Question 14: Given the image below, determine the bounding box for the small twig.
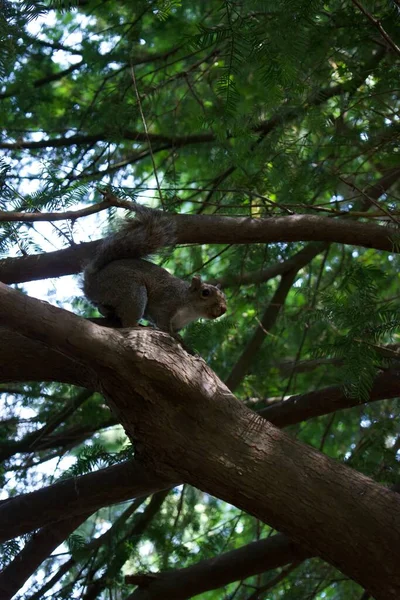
[130,62,164,206]
[351,0,400,57]
[0,200,112,223]
[97,189,138,212]
[338,175,400,225]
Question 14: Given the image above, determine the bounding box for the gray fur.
[83,208,227,333]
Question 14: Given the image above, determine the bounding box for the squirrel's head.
[189,276,227,320]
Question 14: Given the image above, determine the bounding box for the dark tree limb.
[1,164,398,285]
[0,514,89,600]
[0,323,398,442]
[215,242,328,287]
[0,388,94,463]
[126,535,310,600]
[0,284,400,597]
[0,327,96,388]
[260,370,400,427]
[0,460,174,543]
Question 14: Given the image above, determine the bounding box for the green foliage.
[311,264,400,400]
[63,442,133,477]
[0,539,20,567]
[155,0,182,21]
[66,532,86,554]
[1,0,400,598]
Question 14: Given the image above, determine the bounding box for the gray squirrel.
[83,205,227,334]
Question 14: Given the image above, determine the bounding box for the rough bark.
[0,327,96,387]
[0,283,399,599]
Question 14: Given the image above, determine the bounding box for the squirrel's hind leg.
[116,284,148,327]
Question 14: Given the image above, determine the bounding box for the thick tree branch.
[0,460,174,543]
[2,165,398,286]
[125,534,310,600]
[1,317,398,439]
[0,327,96,387]
[1,211,400,285]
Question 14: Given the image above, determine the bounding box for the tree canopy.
[0,1,400,599]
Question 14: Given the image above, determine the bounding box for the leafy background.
[0,0,399,598]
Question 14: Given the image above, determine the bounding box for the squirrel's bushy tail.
[85,207,177,276]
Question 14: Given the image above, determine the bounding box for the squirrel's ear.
[190,275,202,291]
[216,283,222,290]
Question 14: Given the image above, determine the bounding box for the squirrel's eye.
[201,289,210,297]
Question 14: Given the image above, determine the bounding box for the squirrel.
[83,205,227,335]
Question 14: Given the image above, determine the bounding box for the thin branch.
[245,562,301,600]
[25,497,147,600]
[82,490,169,600]
[225,241,327,391]
[130,64,164,206]
[3,414,117,455]
[0,200,113,223]
[215,242,328,287]
[0,61,85,101]
[338,175,400,225]
[0,514,89,600]
[0,48,386,154]
[351,0,400,57]
[0,130,214,151]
